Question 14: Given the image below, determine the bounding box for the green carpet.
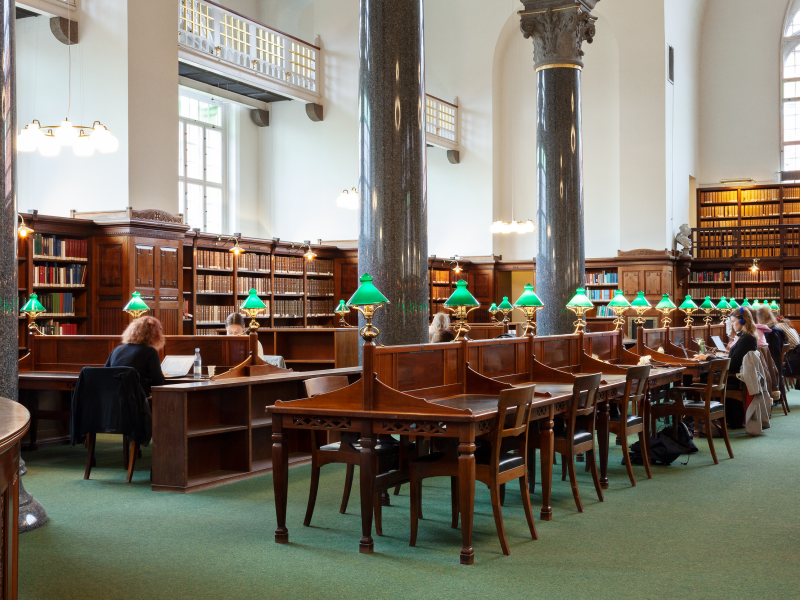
[18,393,800,600]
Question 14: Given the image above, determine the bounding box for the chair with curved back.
[608,364,652,487]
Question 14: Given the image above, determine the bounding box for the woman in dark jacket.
[105,316,166,395]
[726,307,759,390]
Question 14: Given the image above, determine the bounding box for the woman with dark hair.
[105,316,166,395]
[726,307,759,390]
[226,312,265,358]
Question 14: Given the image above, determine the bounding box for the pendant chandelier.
[336,188,359,210]
[18,14,117,157]
[490,219,535,234]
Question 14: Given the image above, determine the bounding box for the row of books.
[588,289,613,301]
[786,269,800,282]
[784,188,800,199]
[594,306,615,318]
[784,201,800,213]
[737,287,780,299]
[784,288,800,299]
[700,205,737,218]
[196,250,233,270]
[39,321,79,335]
[431,287,450,300]
[736,270,779,283]
[697,249,735,258]
[307,259,334,275]
[586,271,617,285]
[274,299,304,317]
[688,271,730,283]
[307,300,335,316]
[742,189,780,201]
[699,219,737,228]
[741,219,779,226]
[783,302,800,316]
[238,252,270,272]
[431,270,451,283]
[741,204,780,216]
[786,217,800,224]
[274,277,304,294]
[31,292,76,315]
[196,305,235,324]
[33,263,87,286]
[307,279,334,296]
[274,256,304,274]
[196,274,233,293]
[32,234,88,260]
[699,190,737,204]
[237,277,270,295]
[739,248,780,257]
[688,288,731,299]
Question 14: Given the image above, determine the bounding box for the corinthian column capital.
[519,0,599,71]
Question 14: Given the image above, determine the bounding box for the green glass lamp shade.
[716,297,731,310]
[679,295,698,310]
[566,288,594,309]
[752,299,762,309]
[123,292,150,313]
[655,293,676,310]
[20,293,45,313]
[335,299,349,313]
[728,298,740,310]
[514,284,544,308]
[240,289,267,311]
[699,296,716,310]
[770,300,780,310]
[497,297,514,311]
[488,303,498,312]
[741,298,751,307]
[347,274,389,307]
[444,280,480,308]
[608,290,631,309]
[630,291,651,309]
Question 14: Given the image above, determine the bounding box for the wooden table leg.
[359,433,376,554]
[597,398,610,490]
[458,440,476,565]
[539,415,554,522]
[643,387,653,460]
[272,422,289,544]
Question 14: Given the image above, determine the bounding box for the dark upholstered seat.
[476,452,524,473]
[554,429,593,446]
[320,439,400,453]
[684,401,724,413]
[609,414,644,428]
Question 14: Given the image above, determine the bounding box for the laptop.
[161,356,196,378]
[711,335,728,354]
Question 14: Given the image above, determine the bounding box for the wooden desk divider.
[212,332,293,379]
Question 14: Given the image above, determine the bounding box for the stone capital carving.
[519,1,599,70]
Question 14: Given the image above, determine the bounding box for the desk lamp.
[444,280,480,341]
[514,284,544,336]
[655,293,677,327]
[239,289,267,333]
[20,293,47,335]
[335,299,353,327]
[716,297,731,324]
[488,303,499,323]
[699,296,717,326]
[497,297,514,323]
[606,290,630,331]
[347,274,389,343]
[123,292,150,319]
[679,295,698,327]
[728,298,740,316]
[770,300,780,314]
[566,288,593,334]
[630,291,651,324]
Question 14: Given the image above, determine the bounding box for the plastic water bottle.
[698,339,706,354]
[193,348,202,379]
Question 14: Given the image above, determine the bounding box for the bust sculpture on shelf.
[676,224,692,257]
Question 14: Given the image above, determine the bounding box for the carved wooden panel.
[159,248,179,289]
[645,271,662,296]
[397,350,445,391]
[98,243,123,288]
[341,263,359,297]
[482,344,516,377]
[471,272,492,300]
[98,308,123,335]
[135,246,154,288]
[622,271,640,296]
[158,308,179,335]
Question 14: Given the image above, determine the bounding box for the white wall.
[699,0,788,184]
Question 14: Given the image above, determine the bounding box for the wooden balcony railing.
[691,224,800,259]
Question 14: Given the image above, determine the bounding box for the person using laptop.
[105,316,166,395]
[226,312,265,359]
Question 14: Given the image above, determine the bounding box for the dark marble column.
[357,0,428,350]
[520,0,598,335]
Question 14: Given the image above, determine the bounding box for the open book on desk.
[161,356,196,378]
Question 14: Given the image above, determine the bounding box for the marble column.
[357,0,428,350]
[520,0,598,335]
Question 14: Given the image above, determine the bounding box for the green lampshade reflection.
[489,303,498,312]
[608,290,631,309]
[444,280,480,307]
[679,295,698,310]
[716,296,731,310]
[497,297,514,311]
[335,299,349,313]
[751,299,762,309]
[566,288,593,309]
[123,291,149,313]
[514,284,544,308]
[729,298,740,310]
[240,289,267,310]
[699,296,716,310]
[630,291,651,309]
[347,274,389,307]
[770,300,780,310]
[655,293,676,310]
[20,293,45,313]
[741,298,751,307]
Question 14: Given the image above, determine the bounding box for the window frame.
[179,91,227,234]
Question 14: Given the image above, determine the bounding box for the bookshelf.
[429,264,456,318]
[585,267,618,321]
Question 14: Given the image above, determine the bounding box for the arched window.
[783,4,800,170]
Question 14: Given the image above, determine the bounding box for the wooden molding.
[49,17,78,45]
[305,103,323,122]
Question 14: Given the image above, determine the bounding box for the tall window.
[783,8,800,171]
[179,93,225,233]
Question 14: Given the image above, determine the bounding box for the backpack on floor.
[626,423,697,466]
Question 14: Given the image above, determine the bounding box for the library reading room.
[2,0,800,599]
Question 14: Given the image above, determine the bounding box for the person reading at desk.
[429,312,455,343]
[105,316,166,395]
[226,313,265,358]
[695,307,757,391]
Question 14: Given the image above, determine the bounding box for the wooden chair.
[775,343,791,415]
[408,385,537,555]
[302,376,401,534]
[608,365,652,487]
[84,433,138,483]
[650,359,733,464]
